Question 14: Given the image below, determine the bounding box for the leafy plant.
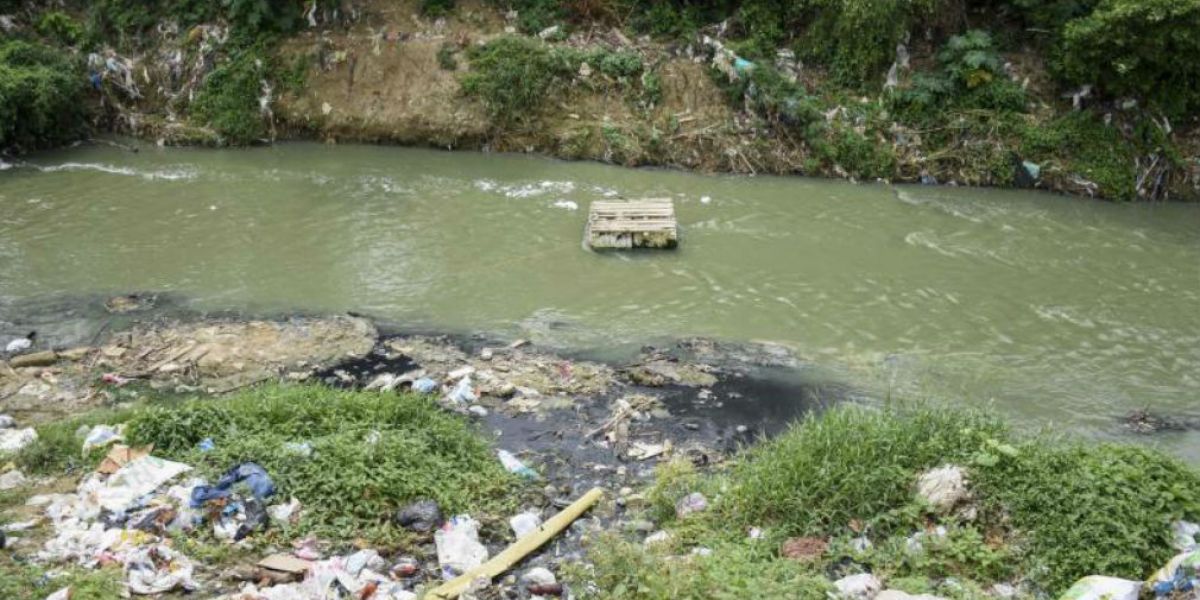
[422,0,457,17]
[437,42,458,71]
[891,30,1027,119]
[191,49,270,144]
[35,11,84,46]
[0,40,87,152]
[1059,0,1200,116]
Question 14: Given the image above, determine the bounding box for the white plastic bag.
[1058,575,1141,600]
[96,456,191,512]
[435,515,488,579]
[509,511,542,539]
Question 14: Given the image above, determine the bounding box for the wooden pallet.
[585,199,678,250]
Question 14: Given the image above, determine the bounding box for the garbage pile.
[28,429,305,597]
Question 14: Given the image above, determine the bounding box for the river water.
[2,142,1199,455]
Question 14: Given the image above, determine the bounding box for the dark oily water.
[2,143,1199,455]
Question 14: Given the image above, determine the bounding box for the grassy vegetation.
[123,385,519,539]
[463,36,645,126]
[574,406,1200,597]
[191,48,272,145]
[0,564,123,600]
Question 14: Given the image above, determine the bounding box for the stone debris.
[835,573,883,600]
[916,465,970,514]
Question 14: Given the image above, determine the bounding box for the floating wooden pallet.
[585,199,678,250]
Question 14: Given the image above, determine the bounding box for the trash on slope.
[435,515,489,579]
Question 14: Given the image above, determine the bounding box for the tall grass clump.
[0,39,87,152]
[125,384,518,537]
[580,405,1200,596]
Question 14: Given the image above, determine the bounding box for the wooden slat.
[585,198,678,250]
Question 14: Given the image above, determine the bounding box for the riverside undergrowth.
[572,406,1200,598]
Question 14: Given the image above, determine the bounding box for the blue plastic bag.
[190,462,276,508]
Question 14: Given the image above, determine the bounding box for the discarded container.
[585,199,678,250]
[498,450,539,479]
[435,515,489,579]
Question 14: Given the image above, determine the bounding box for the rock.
[623,493,649,510]
[0,428,37,452]
[877,591,946,600]
[625,519,655,533]
[644,530,672,546]
[10,351,58,368]
[780,537,827,561]
[987,583,1017,599]
[916,465,969,513]
[675,492,708,518]
[835,573,882,600]
[520,567,556,586]
[0,415,13,428]
[0,469,27,490]
[480,348,494,361]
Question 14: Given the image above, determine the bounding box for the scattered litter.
[435,515,489,579]
[258,553,313,575]
[467,405,488,417]
[3,518,39,531]
[1059,575,1140,600]
[125,544,199,594]
[1173,521,1200,551]
[700,196,711,204]
[627,440,671,461]
[395,499,442,533]
[675,492,708,518]
[509,511,542,539]
[282,441,313,457]
[498,450,539,479]
[97,456,192,512]
[45,588,70,600]
[267,497,302,526]
[0,427,37,452]
[1150,550,1200,597]
[97,444,152,475]
[1022,161,1041,180]
[198,438,215,452]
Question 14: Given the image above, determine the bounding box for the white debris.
[435,515,488,579]
[1173,520,1200,551]
[0,469,28,490]
[644,530,672,546]
[509,511,542,539]
[520,567,557,586]
[1058,576,1140,600]
[95,456,192,512]
[0,427,37,452]
[552,200,579,210]
[81,424,124,455]
[268,497,302,526]
[916,465,969,513]
[835,573,883,600]
[0,414,15,428]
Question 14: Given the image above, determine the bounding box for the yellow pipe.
[426,487,605,599]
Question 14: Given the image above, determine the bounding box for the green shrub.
[799,0,939,85]
[891,30,1027,120]
[191,50,270,144]
[125,385,518,538]
[35,11,85,46]
[437,42,458,71]
[1060,0,1200,116]
[422,0,457,17]
[463,36,644,125]
[1020,112,1138,199]
[0,40,87,151]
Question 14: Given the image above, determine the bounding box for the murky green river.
[2,142,1199,454]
